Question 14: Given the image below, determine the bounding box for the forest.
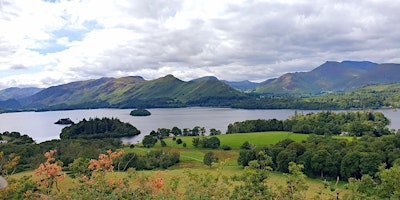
[60,117,141,139]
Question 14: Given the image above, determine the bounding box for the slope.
[15,75,246,110]
[255,61,379,94]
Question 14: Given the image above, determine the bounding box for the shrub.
[222,145,231,151]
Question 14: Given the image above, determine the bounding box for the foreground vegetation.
[0,110,399,199]
[2,141,400,199]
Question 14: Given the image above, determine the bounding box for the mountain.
[14,75,246,110]
[190,76,219,82]
[255,61,384,94]
[190,76,261,91]
[0,87,42,101]
[222,80,260,91]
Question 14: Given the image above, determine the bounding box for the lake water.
[0,107,399,143]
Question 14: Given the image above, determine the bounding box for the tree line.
[227,111,394,136]
[237,134,400,181]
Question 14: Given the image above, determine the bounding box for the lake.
[0,107,399,143]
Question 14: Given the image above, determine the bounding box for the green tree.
[376,165,400,199]
[68,157,91,178]
[241,141,253,150]
[311,149,333,178]
[142,135,157,148]
[209,128,221,135]
[237,150,257,167]
[341,151,362,179]
[176,138,182,144]
[171,126,182,136]
[359,152,383,176]
[203,152,218,167]
[231,157,275,199]
[160,140,167,147]
[192,138,200,147]
[277,162,309,200]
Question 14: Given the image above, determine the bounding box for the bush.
[222,145,231,151]
[176,138,183,144]
[160,140,167,147]
[241,141,253,150]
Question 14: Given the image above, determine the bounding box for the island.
[54,118,74,125]
[130,109,151,116]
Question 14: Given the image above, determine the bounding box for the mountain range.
[0,60,399,111]
[255,61,400,94]
[2,75,246,111]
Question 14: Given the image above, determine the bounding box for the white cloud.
[1,0,400,89]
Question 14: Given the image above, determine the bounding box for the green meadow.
[154,131,352,149]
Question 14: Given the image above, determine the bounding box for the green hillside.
[19,75,246,110]
[254,61,400,95]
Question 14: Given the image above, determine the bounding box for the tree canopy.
[60,117,140,139]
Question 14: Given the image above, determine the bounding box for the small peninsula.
[130,109,151,116]
[60,117,140,139]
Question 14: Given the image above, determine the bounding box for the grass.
[154,131,353,149]
[156,131,309,149]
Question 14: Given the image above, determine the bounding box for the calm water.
[0,107,399,143]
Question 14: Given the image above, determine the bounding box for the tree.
[209,128,221,135]
[310,149,333,178]
[277,162,309,200]
[157,128,171,139]
[237,150,257,167]
[359,152,383,176]
[231,157,275,199]
[241,141,253,150]
[200,127,206,136]
[176,138,183,144]
[203,152,218,167]
[142,135,157,148]
[341,151,362,179]
[160,140,167,147]
[68,157,91,178]
[171,126,182,136]
[192,138,200,147]
[192,126,200,136]
[201,137,220,149]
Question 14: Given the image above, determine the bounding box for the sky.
[1,0,400,89]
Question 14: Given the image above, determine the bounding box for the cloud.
[1,0,400,89]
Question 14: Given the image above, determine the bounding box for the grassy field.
[156,131,307,149]
[154,131,352,149]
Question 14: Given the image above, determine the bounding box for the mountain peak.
[190,76,219,82]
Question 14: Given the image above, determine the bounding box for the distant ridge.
[253,61,400,94]
[0,87,42,101]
